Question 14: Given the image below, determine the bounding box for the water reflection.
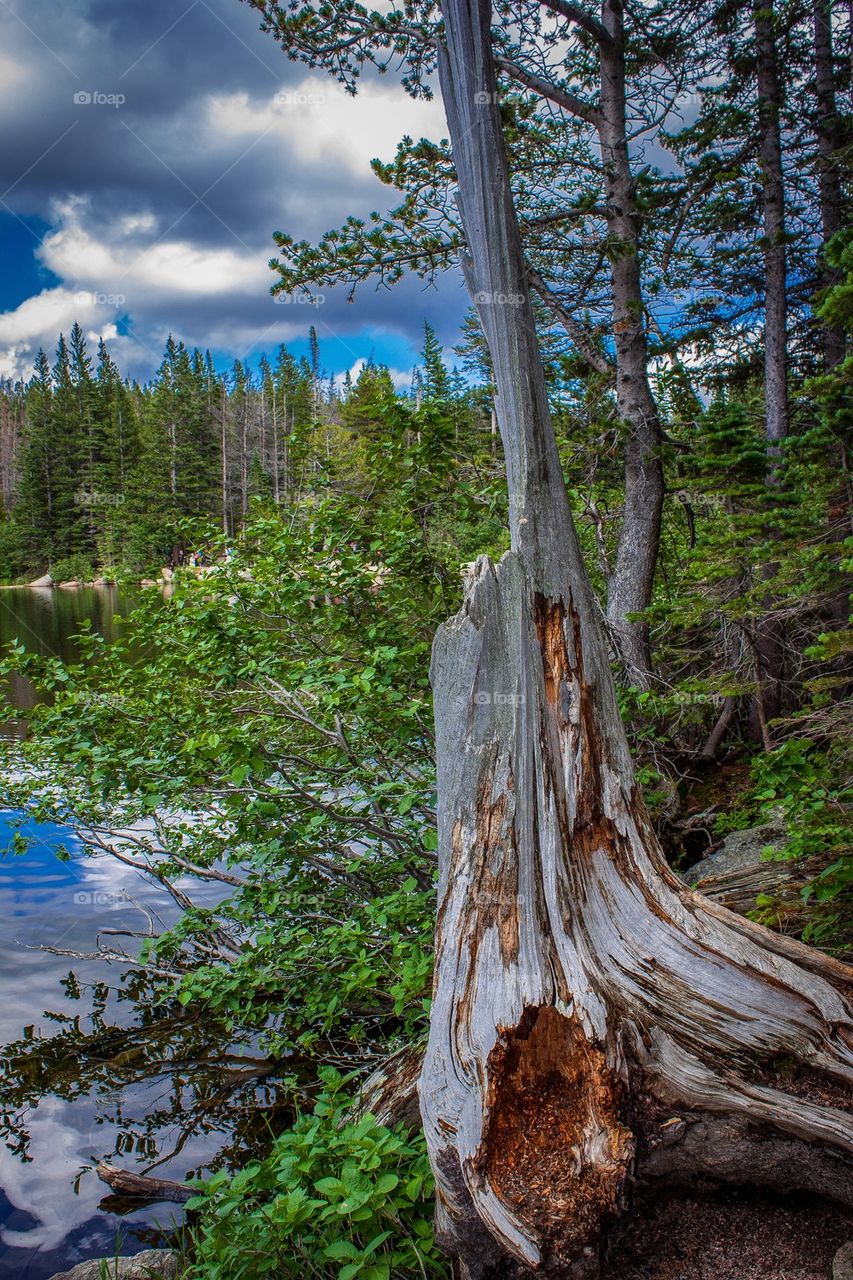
[0,587,129,660]
[0,587,133,738]
[0,589,287,1279]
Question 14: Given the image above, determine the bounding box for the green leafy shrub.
[745,739,852,948]
[50,553,95,582]
[185,1070,445,1280]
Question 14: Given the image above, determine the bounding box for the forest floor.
[602,1187,852,1279]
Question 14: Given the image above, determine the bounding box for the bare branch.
[538,0,613,48]
[494,54,601,123]
[526,262,614,376]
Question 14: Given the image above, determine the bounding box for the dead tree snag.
[419,2,853,1276]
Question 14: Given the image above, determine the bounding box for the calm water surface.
[0,587,275,1279]
[0,586,129,719]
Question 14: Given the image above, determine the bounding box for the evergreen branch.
[538,0,613,48]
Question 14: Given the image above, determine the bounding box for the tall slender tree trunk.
[512,3,664,689]
[597,0,664,690]
[814,0,846,368]
[283,399,291,505]
[259,382,268,469]
[421,3,853,1276]
[752,0,791,731]
[240,400,249,518]
[755,0,789,465]
[813,0,850,632]
[168,420,178,498]
[271,391,281,505]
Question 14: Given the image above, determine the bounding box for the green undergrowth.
[185,1070,445,1280]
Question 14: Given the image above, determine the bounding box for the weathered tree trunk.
[221,397,230,536]
[814,0,846,369]
[597,0,664,691]
[272,388,281,504]
[420,3,853,1276]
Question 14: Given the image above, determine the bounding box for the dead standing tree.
[419,1,853,1276]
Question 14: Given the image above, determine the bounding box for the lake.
[0,586,129,724]
[0,587,279,1279]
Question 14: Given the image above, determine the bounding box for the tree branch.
[538,0,613,48]
[494,54,601,124]
[526,262,614,376]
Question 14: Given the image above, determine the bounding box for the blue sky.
[0,0,466,385]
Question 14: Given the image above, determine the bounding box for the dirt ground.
[600,1188,852,1280]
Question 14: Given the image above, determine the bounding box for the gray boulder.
[676,819,799,921]
[834,1242,853,1280]
[682,822,829,920]
[29,573,54,587]
[46,1250,179,1280]
[684,823,786,887]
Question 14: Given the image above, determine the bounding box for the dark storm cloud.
[2,0,388,236]
[0,0,462,380]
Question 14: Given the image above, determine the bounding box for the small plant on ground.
[185,1069,445,1280]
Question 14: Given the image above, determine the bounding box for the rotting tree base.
[483,1007,631,1273]
[421,554,853,1278]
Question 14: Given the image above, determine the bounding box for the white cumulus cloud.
[208,75,446,176]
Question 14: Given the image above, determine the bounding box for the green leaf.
[323,1240,360,1260]
[373,1173,399,1195]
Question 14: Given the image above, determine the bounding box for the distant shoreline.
[0,577,168,590]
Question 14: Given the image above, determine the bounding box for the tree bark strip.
[814,0,846,369]
[755,0,789,464]
[421,2,853,1275]
[597,0,664,690]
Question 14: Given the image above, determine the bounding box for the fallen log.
[96,1161,195,1204]
[687,852,832,919]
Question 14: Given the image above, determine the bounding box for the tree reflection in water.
[0,966,295,1195]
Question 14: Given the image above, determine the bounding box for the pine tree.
[91,339,138,568]
[16,350,55,569]
[69,323,98,547]
[339,360,397,440]
[229,359,252,521]
[49,333,88,562]
[273,344,314,503]
[421,322,451,401]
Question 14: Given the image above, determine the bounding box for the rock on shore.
[46,1250,179,1280]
